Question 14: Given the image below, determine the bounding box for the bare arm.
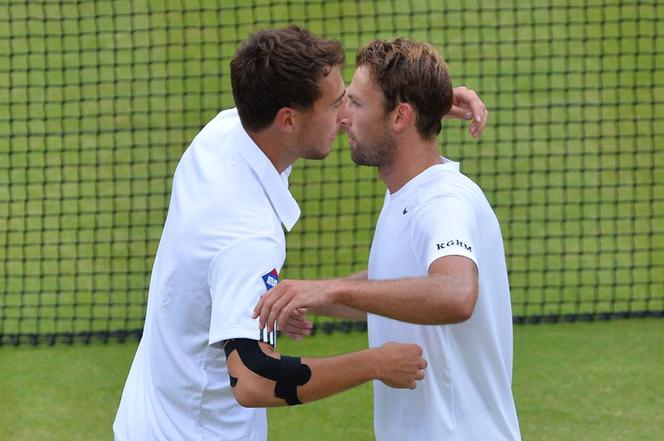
[280,269,368,334]
[254,255,478,331]
[335,257,477,324]
[226,340,426,408]
[309,270,368,321]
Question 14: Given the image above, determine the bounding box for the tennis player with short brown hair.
[255,38,520,440]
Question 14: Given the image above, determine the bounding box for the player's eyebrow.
[332,89,346,105]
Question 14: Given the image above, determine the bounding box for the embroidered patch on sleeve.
[262,268,279,290]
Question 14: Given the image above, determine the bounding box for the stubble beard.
[298,131,333,161]
[301,148,330,160]
[350,128,396,168]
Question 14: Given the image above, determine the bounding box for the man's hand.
[446,86,489,139]
[374,342,427,389]
[280,307,313,340]
[253,279,338,332]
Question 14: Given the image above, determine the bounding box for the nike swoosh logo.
[402,207,409,214]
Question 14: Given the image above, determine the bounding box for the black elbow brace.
[224,338,312,405]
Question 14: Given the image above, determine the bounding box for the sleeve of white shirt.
[412,195,479,272]
[207,235,284,346]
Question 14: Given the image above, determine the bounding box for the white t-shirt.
[368,159,521,441]
[113,108,300,441]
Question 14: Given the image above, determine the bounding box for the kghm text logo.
[436,240,472,252]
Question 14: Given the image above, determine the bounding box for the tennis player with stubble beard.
[114,27,489,441]
[255,38,520,440]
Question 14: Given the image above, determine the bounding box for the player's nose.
[337,102,350,128]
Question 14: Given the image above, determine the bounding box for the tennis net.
[1,0,662,345]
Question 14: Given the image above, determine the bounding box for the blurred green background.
[1,0,662,341]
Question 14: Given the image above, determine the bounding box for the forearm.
[229,347,379,407]
[297,350,378,403]
[310,302,367,321]
[309,270,368,320]
[254,257,476,331]
[333,273,475,325]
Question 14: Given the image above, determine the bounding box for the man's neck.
[246,127,297,175]
[379,138,442,194]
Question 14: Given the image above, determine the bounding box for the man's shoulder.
[192,108,242,147]
[417,167,485,208]
[436,164,482,190]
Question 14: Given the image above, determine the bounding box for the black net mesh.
[1,0,662,345]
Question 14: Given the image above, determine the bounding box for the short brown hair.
[356,38,453,139]
[231,26,345,132]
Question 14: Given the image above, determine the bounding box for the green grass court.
[1,319,662,440]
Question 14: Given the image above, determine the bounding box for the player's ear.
[392,102,415,133]
[275,107,297,134]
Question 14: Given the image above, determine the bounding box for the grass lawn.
[0,318,662,440]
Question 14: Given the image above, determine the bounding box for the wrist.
[329,278,348,305]
[366,347,384,381]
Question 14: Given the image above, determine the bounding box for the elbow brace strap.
[224,338,312,405]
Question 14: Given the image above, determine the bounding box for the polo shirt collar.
[389,156,459,200]
[233,122,301,231]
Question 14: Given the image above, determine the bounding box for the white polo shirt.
[113,108,300,441]
[367,159,521,441]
